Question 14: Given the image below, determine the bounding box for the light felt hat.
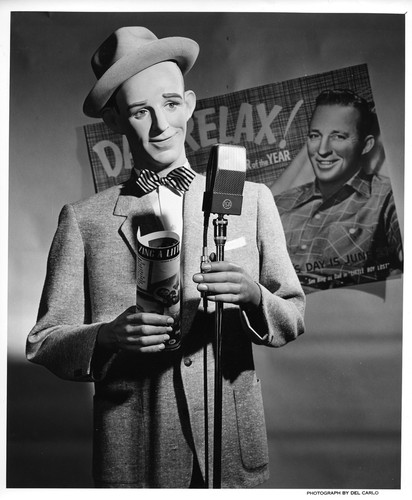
[83,26,199,118]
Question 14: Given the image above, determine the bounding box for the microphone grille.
[215,145,247,195]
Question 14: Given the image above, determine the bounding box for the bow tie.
[135,166,195,195]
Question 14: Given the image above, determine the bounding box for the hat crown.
[91,27,159,79]
[84,26,199,118]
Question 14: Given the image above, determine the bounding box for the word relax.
[186,100,304,151]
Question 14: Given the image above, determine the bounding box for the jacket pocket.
[233,379,269,470]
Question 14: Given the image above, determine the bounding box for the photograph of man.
[274,89,403,292]
[25,26,305,488]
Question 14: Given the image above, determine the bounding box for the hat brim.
[83,36,199,118]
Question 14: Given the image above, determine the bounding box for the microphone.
[202,144,247,217]
[200,143,247,306]
[200,144,247,489]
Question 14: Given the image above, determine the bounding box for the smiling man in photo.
[275,89,403,291]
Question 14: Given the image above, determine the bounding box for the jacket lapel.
[113,184,164,257]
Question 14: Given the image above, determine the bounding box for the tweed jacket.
[27,173,305,488]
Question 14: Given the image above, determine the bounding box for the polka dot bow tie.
[135,166,195,195]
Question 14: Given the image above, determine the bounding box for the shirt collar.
[286,169,373,209]
[287,181,321,208]
[345,169,373,198]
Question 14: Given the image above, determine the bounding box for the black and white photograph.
[2,0,410,496]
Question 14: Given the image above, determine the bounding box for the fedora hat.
[83,26,199,118]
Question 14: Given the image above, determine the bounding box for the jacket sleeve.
[240,183,306,346]
[26,204,114,381]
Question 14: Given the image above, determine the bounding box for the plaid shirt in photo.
[275,170,403,290]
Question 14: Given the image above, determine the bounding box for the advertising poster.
[84,63,403,293]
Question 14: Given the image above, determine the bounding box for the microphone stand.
[201,143,246,488]
[201,213,227,489]
[212,214,227,489]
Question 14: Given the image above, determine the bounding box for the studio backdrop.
[8,11,404,489]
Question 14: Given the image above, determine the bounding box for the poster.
[84,63,403,293]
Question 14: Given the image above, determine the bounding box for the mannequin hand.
[97,306,173,354]
[193,261,261,310]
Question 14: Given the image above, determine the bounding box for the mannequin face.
[107,61,196,172]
